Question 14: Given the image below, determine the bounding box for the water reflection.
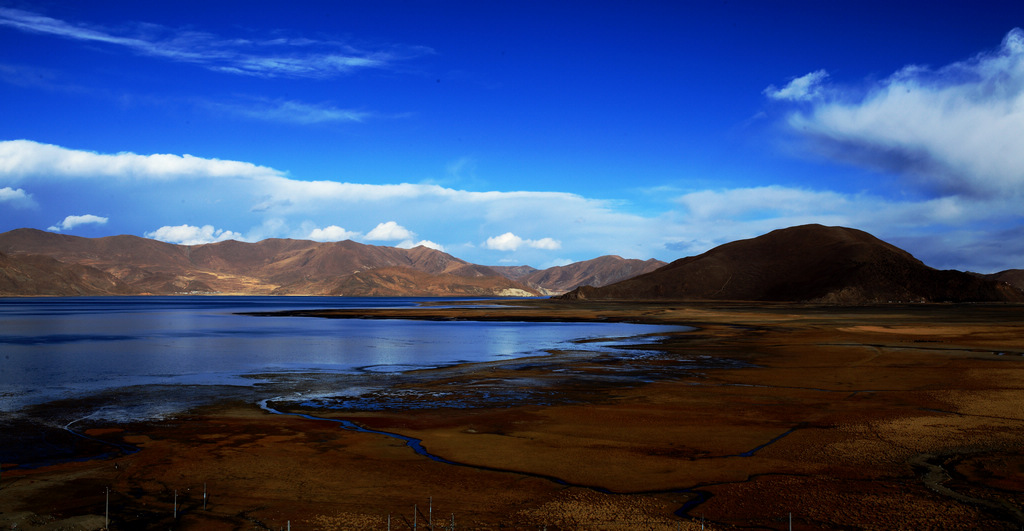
[0,297,687,414]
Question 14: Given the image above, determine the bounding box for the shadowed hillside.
[560,225,1024,304]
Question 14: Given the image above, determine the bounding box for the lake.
[0,296,686,419]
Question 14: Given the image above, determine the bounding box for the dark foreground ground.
[2,300,1024,530]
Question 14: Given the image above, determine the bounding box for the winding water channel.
[257,399,800,521]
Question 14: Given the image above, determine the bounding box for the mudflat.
[2,300,1023,530]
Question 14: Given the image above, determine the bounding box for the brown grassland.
[2,300,1023,530]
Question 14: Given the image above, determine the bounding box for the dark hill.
[560,225,1024,304]
[985,269,1024,292]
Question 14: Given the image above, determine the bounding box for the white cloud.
[777,28,1024,198]
[145,224,244,245]
[764,69,829,101]
[365,221,414,241]
[0,7,430,79]
[0,186,34,208]
[0,139,282,181]
[483,232,561,251]
[306,225,359,242]
[484,232,525,251]
[530,237,561,250]
[47,214,108,231]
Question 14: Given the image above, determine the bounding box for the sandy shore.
[2,300,1024,530]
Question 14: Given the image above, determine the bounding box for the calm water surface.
[0,296,684,416]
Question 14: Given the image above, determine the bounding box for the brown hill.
[0,228,538,297]
[494,256,666,295]
[560,224,1024,304]
[0,251,130,296]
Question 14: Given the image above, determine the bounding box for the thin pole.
[429,496,433,531]
[173,489,177,519]
[105,487,109,530]
[414,504,417,530]
[203,482,207,510]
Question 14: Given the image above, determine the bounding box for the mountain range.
[560,224,1024,304]
[2,225,1022,303]
[0,228,664,297]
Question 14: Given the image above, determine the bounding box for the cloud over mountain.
[306,225,359,242]
[48,214,108,232]
[145,224,243,245]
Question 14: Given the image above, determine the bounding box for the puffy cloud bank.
[0,139,282,181]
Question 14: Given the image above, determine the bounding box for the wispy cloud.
[772,28,1024,199]
[209,99,372,124]
[48,214,108,232]
[764,69,829,101]
[0,7,430,79]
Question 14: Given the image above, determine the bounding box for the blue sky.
[2,1,1024,272]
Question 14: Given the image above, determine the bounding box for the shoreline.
[3,300,1024,529]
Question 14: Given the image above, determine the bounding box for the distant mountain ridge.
[0,228,659,297]
[560,224,1024,304]
[491,255,666,295]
